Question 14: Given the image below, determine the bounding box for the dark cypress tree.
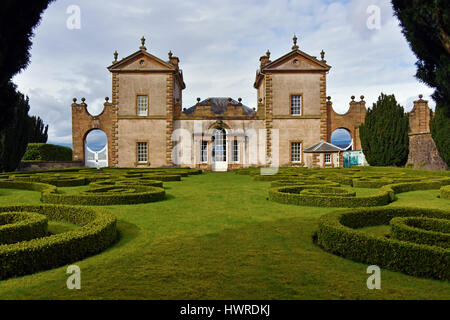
[359,93,410,167]
[0,0,54,171]
[392,0,450,166]
[29,115,48,143]
[0,84,31,172]
[0,0,54,130]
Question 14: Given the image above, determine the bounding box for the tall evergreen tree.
[29,115,48,143]
[0,0,54,171]
[392,0,450,166]
[0,0,54,129]
[359,93,410,167]
[0,85,31,172]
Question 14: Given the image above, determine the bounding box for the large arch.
[331,128,353,150]
[84,129,108,168]
[326,97,366,150]
[71,98,116,166]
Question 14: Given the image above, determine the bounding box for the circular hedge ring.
[0,204,117,280]
[41,185,166,206]
[317,206,450,280]
[0,212,48,245]
[269,185,390,207]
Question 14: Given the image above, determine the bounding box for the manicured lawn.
[0,172,449,300]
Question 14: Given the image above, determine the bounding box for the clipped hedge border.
[90,179,164,188]
[441,185,450,200]
[352,178,393,188]
[270,180,340,188]
[269,185,391,208]
[0,204,117,280]
[317,207,450,281]
[390,217,450,248]
[0,212,48,245]
[41,185,166,206]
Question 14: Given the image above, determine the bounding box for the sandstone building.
[71,36,444,171]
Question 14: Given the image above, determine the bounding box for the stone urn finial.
[140,36,147,51]
[292,34,299,50]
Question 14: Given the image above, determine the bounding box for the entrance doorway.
[211,128,227,171]
[84,130,108,168]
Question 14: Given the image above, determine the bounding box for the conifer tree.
[392,0,450,166]
[359,93,409,167]
[29,116,48,143]
[0,85,31,172]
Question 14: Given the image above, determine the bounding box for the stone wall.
[18,161,84,172]
[407,133,448,170]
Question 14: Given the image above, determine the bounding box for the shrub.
[22,143,72,161]
[317,207,450,280]
[441,185,450,200]
[390,217,450,248]
[0,204,117,280]
[41,185,166,206]
[269,185,391,208]
[0,212,48,244]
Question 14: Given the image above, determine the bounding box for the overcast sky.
[13,0,434,148]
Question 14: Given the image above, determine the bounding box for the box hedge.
[316,207,450,281]
[0,212,48,245]
[390,217,450,248]
[22,143,73,161]
[0,204,117,280]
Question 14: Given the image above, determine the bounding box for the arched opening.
[211,127,227,171]
[84,129,108,168]
[331,128,352,150]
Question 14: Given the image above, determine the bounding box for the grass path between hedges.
[0,172,449,300]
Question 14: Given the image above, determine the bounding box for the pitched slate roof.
[303,141,345,153]
[183,97,255,115]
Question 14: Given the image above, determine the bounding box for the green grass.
[0,171,449,300]
[47,221,79,235]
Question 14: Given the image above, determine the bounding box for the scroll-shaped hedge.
[269,185,391,207]
[0,212,48,245]
[390,217,450,248]
[41,184,166,206]
[0,205,117,280]
[316,207,450,280]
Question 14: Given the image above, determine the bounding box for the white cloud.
[12,0,434,147]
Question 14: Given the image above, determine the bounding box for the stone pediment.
[108,50,176,72]
[262,50,331,72]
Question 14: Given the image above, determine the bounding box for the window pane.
[137,95,148,116]
[233,140,239,162]
[137,142,148,162]
[201,141,208,163]
[291,95,302,115]
[291,142,302,162]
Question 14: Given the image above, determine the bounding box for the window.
[291,95,302,115]
[291,142,302,163]
[212,128,226,162]
[137,95,148,116]
[232,140,239,162]
[137,142,148,163]
[201,140,208,163]
[325,153,331,164]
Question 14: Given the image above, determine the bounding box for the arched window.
[212,128,226,162]
[331,128,352,150]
